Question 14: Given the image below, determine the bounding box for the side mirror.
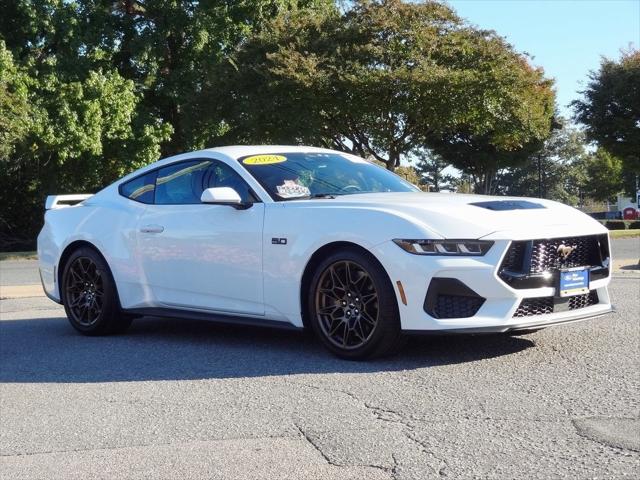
[200,187,251,209]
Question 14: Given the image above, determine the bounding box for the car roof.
[101,145,344,200]
[114,145,340,183]
[202,145,338,160]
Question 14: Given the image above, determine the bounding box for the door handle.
[140,224,164,234]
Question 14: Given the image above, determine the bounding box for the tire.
[61,247,132,335]
[307,248,404,359]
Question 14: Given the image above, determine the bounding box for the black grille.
[568,290,599,310]
[500,240,526,272]
[513,291,599,317]
[513,297,554,317]
[529,236,601,273]
[434,295,485,319]
[499,234,609,289]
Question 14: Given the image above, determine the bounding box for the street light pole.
[537,155,542,198]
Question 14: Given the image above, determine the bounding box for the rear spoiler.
[45,194,93,210]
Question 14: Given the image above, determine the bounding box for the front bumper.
[410,305,614,334]
[373,238,613,332]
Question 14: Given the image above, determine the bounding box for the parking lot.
[1,241,639,479]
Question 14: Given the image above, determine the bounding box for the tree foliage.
[497,123,632,205]
[572,48,640,175]
[0,0,328,249]
[496,122,589,205]
[1,0,631,250]
[582,149,625,202]
[0,41,30,163]
[414,153,456,191]
[215,0,555,193]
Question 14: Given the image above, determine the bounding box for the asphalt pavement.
[613,237,640,263]
[0,241,639,479]
[0,260,39,286]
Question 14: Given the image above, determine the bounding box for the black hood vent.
[470,200,546,211]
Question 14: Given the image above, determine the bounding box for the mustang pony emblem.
[557,244,575,260]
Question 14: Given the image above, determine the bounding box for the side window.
[206,162,256,203]
[120,172,156,204]
[154,160,212,205]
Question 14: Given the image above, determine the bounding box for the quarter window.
[120,172,156,204]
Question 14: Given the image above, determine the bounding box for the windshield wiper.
[281,193,339,201]
[307,193,337,199]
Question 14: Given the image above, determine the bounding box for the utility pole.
[537,155,542,198]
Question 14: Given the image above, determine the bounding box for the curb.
[0,284,45,300]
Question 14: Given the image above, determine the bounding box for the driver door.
[136,158,265,315]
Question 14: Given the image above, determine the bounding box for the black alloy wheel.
[315,260,379,350]
[65,256,104,327]
[61,247,132,335]
[308,248,404,359]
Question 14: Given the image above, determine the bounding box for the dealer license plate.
[558,267,590,297]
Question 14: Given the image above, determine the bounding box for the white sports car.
[38,146,613,359]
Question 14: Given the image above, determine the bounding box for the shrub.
[628,221,640,230]
[604,220,627,230]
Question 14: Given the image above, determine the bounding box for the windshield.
[237,152,418,201]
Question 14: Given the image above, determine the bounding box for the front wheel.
[307,249,403,359]
[61,247,132,335]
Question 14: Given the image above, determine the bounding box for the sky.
[446,0,640,118]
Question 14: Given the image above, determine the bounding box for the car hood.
[323,192,607,240]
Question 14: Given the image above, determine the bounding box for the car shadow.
[0,315,535,383]
[619,263,639,271]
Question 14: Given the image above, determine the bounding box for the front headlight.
[392,239,494,256]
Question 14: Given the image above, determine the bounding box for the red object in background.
[622,207,638,220]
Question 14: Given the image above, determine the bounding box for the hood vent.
[470,200,546,211]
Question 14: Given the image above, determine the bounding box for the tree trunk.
[386,151,400,171]
[476,169,496,195]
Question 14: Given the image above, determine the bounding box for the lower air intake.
[513,297,554,317]
[434,295,485,319]
[424,278,485,319]
[513,291,599,318]
[568,290,600,310]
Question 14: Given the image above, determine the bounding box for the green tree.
[215,0,555,192]
[496,122,590,205]
[0,41,30,163]
[0,64,171,249]
[414,152,456,191]
[0,42,32,248]
[572,48,640,179]
[1,0,331,156]
[582,149,625,202]
[394,165,422,187]
[0,0,328,249]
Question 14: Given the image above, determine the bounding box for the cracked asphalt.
[0,275,638,478]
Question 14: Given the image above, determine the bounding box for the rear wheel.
[61,247,132,335]
[307,249,403,359]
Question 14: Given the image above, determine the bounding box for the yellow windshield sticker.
[242,154,287,165]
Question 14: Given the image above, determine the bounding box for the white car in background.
[38,146,613,359]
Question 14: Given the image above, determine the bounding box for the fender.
[261,203,441,326]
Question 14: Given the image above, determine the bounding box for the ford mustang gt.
[37,146,613,359]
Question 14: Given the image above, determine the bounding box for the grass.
[609,229,640,239]
[0,251,37,261]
